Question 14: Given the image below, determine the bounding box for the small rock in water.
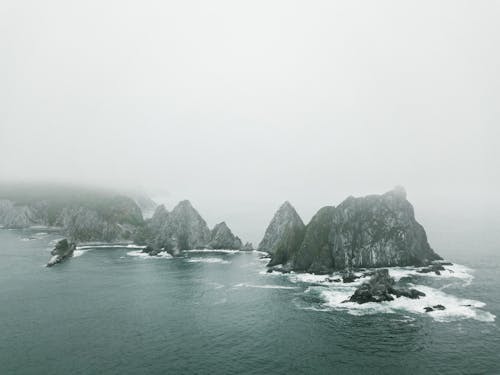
[347,269,425,304]
[424,305,446,313]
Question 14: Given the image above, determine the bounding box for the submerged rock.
[347,269,425,304]
[258,201,305,267]
[47,239,76,267]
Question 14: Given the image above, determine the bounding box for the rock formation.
[134,201,245,255]
[209,222,243,249]
[261,187,442,273]
[47,239,76,267]
[347,269,425,304]
[258,201,306,267]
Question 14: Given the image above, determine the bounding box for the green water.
[1,229,499,374]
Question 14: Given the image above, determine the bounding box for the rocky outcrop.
[47,239,76,267]
[261,187,442,272]
[241,242,254,251]
[209,222,243,249]
[134,200,245,255]
[258,202,306,267]
[293,206,336,274]
[0,185,144,242]
[347,269,425,304]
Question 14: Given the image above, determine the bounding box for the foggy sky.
[1,1,499,256]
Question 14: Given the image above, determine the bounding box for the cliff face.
[136,201,245,254]
[261,188,441,272]
[257,201,306,267]
[0,186,144,242]
[320,187,440,271]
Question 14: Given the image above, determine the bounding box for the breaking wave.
[282,264,495,323]
[186,257,231,264]
[126,250,173,259]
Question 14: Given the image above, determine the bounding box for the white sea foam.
[186,257,231,264]
[389,263,474,286]
[288,264,493,323]
[72,250,86,257]
[126,250,172,259]
[77,244,145,250]
[318,284,495,322]
[183,249,239,254]
[234,283,297,290]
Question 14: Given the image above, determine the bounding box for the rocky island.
[134,200,246,256]
[0,184,247,266]
[260,187,442,273]
[47,238,76,267]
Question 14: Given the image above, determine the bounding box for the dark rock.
[47,239,76,267]
[390,287,426,299]
[418,263,446,275]
[342,272,360,283]
[263,187,442,273]
[424,304,446,312]
[258,201,306,267]
[347,269,426,304]
[326,277,342,283]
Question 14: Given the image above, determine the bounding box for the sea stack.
[46,239,76,267]
[257,201,306,268]
[134,200,245,255]
[260,187,442,273]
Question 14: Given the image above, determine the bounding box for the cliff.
[135,200,245,255]
[257,201,306,267]
[260,187,441,273]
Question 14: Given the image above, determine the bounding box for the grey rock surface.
[258,201,306,267]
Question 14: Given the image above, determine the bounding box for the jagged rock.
[264,187,442,272]
[418,263,447,275]
[241,242,254,251]
[209,222,243,249]
[347,269,425,304]
[258,201,306,267]
[342,271,361,283]
[47,239,76,267]
[136,200,247,255]
[424,304,446,312]
[293,206,336,274]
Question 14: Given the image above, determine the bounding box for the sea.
[1,228,499,374]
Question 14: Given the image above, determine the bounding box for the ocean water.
[1,229,499,375]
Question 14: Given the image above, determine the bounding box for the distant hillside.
[0,183,144,242]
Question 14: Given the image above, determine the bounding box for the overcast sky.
[1,1,499,255]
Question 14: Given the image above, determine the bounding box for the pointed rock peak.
[152,204,169,219]
[176,200,193,208]
[213,221,229,230]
